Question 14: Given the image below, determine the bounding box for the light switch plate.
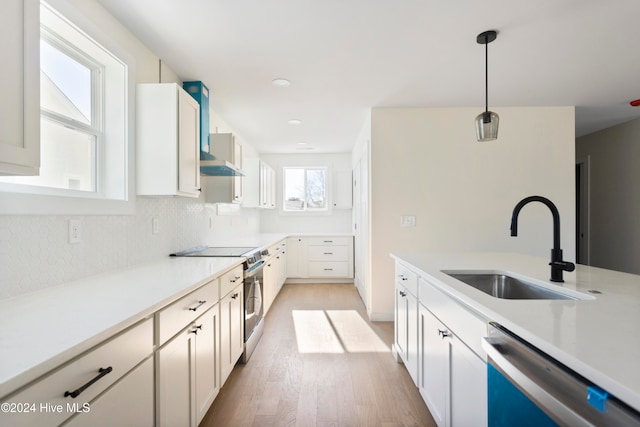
[400,215,416,227]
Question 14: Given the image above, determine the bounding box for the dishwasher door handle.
[482,337,594,427]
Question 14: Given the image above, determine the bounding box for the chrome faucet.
[510,196,575,282]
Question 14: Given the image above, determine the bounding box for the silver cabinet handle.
[188,300,206,311]
[399,290,407,297]
[324,252,333,255]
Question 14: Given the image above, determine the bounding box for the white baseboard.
[369,311,394,322]
[285,278,354,284]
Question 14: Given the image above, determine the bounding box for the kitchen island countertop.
[391,251,640,412]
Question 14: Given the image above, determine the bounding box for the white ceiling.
[97,0,640,154]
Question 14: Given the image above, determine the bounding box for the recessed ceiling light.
[296,142,307,145]
[272,78,291,87]
[288,119,302,125]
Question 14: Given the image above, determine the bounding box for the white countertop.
[390,251,640,412]
[0,257,243,397]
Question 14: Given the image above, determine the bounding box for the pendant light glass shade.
[475,110,499,141]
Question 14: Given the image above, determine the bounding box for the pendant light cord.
[485,34,489,114]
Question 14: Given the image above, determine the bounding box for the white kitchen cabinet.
[0,0,40,176]
[195,304,221,424]
[394,263,418,384]
[418,302,487,427]
[157,321,196,427]
[263,239,287,314]
[155,276,221,427]
[220,282,244,383]
[414,275,487,427]
[419,304,448,427]
[64,357,154,427]
[156,303,220,427]
[286,237,307,278]
[332,169,353,209]
[2,318,153,427]
[137,83,201,198]
[243,158,276,209]
[204,133,243,203]
[287,236,354,280]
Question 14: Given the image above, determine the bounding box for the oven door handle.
[483,337,597,427]
[244,259,265,277]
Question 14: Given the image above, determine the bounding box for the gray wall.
[576,117,640,274]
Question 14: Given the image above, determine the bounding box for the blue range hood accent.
[184,81,243,176]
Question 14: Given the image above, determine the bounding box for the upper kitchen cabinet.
[243,158,275,209]
[332,169,352,209]
[0,0,40,176]
[137,83,201,198]
[203,133,243,203]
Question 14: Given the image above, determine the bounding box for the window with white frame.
[0,0,132,214]
[283,167,328,212]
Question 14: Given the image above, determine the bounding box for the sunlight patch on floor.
[326,310,390,353]
[292,309,390,354]
[292,310,345,353]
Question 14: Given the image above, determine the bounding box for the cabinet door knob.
[399,290,407,297]
[231,293,239,299]
[438,329,451,339]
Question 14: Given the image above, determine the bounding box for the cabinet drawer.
[220,265,244,298]
[158,279,219,345]
[3,318,153,427]
[418,277,487,359]
[396,262,419,297]
[64,357,154,427]
[308,261,350,277]
[306,236,351,246]
[307,245,349,261]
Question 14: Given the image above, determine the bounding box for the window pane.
[40,39,92,125]
[284,168,305,210]
[306,169,326,209]
[4,118,97,192]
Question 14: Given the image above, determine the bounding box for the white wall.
[369,107,576,319]
[259,153,353,233]
[576,117,640,274]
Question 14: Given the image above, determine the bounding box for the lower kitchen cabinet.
[394,263,419,384]
[264,239,286,315]
[1,318,153,427]
[195,304,220,424]
[393,259,488,427]
[286,236,354,280]
[156,304,220,427]
[64,358,154,427]
[418,304,448,427]
[156,320,197,427]
[416,282,487,427]
[220,282,244,383]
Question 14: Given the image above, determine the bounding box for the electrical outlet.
[400,215,416,227]
[152,217,159,235]
[69,219,82,244]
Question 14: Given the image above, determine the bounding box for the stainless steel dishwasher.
[482,322,640,427]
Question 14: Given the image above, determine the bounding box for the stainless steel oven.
[170,246,269,362]
[483,322,640,426]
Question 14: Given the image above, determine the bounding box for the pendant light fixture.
[475,30,499,141]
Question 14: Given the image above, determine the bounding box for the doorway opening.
[575,156,590,265]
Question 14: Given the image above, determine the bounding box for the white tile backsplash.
[0,197,208,299]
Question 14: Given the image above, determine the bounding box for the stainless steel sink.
[442,271,577,300]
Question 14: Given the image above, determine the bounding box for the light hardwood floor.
[201,283,436,427]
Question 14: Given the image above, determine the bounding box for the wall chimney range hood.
[183,81,244,176]
[200,156,244,176]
